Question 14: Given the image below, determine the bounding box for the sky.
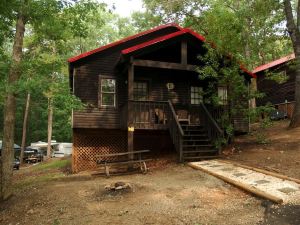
[101,0,145,17]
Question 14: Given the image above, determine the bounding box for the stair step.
[183,130,207,135]
[183,149,218,154]
[183,139,210,142]
[183,134,207,137]
[183,137,209,141]
[183,142,211,146]
[183,155,219,160]
[181,125,204,128]
[182,144,214,148]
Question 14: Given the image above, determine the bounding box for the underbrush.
[13,158,71,191]
[33,158,71,171]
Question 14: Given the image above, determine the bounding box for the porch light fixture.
[166,83,175,90]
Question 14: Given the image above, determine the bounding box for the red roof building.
[69,23,254,172]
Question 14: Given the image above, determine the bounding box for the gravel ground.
[1,163,267,225]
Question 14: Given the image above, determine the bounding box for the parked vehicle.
[52,143,72,158]
[0,140,20,157]
[24,148,44,163]
[13,158,20,170]
[270,110,287,120]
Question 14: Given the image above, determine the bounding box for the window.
[191,86,203,105]
[100,78,116,107]
[218,86,228,105]
[133,81,148,100]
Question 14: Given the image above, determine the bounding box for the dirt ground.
[1,162,266,225]
[0,120,300,225]
[226,120,300,180]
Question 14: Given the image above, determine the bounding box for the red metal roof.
[68,23,182,63]
[252,53,295,74]
[68,23,254,78]
[240,65,256,78]
[121,28,255,78]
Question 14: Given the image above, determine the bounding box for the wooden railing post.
[199,103,224,152]
[128,64,134,160]
[179,138,183,162]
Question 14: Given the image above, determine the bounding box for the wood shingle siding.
[73,109,120,129]
[71,27,180,129]
[256,66,295,106]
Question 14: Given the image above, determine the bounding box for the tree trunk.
[20,93,30,164]
[0,11,26,201]
[284,0,300,128]
[47,98,53,158]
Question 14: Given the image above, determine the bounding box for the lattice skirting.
[72,129,127,173]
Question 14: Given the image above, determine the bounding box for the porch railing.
[167,100,184,161]
[199,103,224,150]
[128,100,169,130]
[121,100,223,160]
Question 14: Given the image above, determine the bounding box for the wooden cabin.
[68,23,254,172]
[253,54,295,118]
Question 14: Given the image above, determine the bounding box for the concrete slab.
[189,160,300,204]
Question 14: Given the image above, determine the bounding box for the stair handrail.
[167,100,184,161]
[200,102,223,136]
[168,100,184,136]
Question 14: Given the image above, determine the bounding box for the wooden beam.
[189,162,283,204]
[181,40,187,65]
[128,64,134,157]
[128,64,134,101]
[132,59,197,72]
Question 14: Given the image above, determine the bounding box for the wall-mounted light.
[166,83,175,90]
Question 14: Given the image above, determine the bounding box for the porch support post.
[128,63,134,159]
[181,40,187,65]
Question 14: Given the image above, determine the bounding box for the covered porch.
[119,35,224,162]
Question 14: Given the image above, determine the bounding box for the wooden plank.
[181,40,187,65]
[189,162,283,204]
[128,63,134,159]
[133,59,197,71]
[97,159,151,166]
[95,150,150,158]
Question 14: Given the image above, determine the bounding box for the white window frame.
[100,77,116,107]
[190,86,203,105]
[218,86,228,105]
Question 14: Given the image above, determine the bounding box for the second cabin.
[68,23,255,172]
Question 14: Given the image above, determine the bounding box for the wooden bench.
[96,150,151,177]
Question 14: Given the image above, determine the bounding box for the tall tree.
[0,0,74,200]
[20,93,30,164]
[284,0,300,128]
[1,0,27,200]
[142,0,290,67]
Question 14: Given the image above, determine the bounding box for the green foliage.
[0,0,143,145]
[248,104,274,144]
[33,158,70,171]
[142,0,292,68]
[131,11,163,31]
[197,44,275,145]
[265,70,288,84]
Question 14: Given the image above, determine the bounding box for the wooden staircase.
[167,100,223,162]
[181,124,219,161]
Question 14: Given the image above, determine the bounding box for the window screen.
[100,78,116,106]
[133,82,148,100]
[191,86,203,105]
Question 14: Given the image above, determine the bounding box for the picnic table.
[96,150,151,177]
